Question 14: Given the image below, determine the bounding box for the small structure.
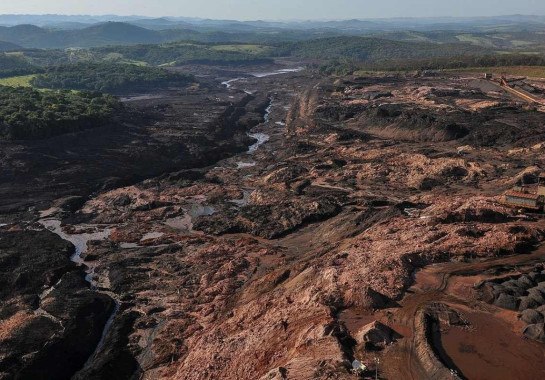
[351,359,367,375]
[484,73,493,80]
[503,174,545,211]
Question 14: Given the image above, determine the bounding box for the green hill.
[281,36,490,62]
[0,40,21,51]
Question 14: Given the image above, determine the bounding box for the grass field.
[455,34,497,48]
[103,53,148,66]
[4,51,25,57]
[453,66,545,78]
[0,74,36,87]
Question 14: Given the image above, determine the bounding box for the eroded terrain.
[3,66,545,379]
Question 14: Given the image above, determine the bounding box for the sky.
[0,0,544,20]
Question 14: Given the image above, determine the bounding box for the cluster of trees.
[360,53,545,72]
[31,62,194,93]
[94,43,274,66]
[0,86,121,140]
[275,36,487,62]
[0,54,41,78]
[316,53,545,76]
[317,59,361,76]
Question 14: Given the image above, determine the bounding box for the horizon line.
[1,13,545,23]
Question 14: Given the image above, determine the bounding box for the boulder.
[491,284,506,299]
[516,275,535,289]
[519,296,539,311]
[536,305,545,315]
[356,287,399,310]
[527,289,545,306]
[521,309,544,324]
[375,103,403,118]
[528,271,545,284]
[523,323,545,343]
[112,194,132,207]
[536,282,545,292]
[54,195,87,213]
[502,284,526,297]
[416,177,441,191]
[494,293,519,310]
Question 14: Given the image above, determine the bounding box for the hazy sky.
[1,0,544,20]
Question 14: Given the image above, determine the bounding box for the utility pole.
[374,357,380,380]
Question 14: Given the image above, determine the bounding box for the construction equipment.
[503,174,545,211]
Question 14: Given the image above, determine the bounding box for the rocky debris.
[5,70,545,379]
[258,367,288,380]
[413,176,441,191]
[53,195,88,213]
[0,230,114,380]
[434,197,512,224]
[112,194,132,207]
[356,321,401,350]
[347,287,398,310]
[194,195,343,239]
[511,166,542,186]
[262,165,308,184]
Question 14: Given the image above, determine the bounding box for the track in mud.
[367,248,545,380]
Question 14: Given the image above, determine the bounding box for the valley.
[3,58,545,379]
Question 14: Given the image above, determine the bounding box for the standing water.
[39,219,111,266]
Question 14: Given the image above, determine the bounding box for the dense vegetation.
[8,31,545,74]
[0,86,121,140]
[317,53,545,75]
[278,36,489,61]
[31,62,194,93]
[0,54,41,78]
[362,54,545,70]
[357,53,545,72]
[94,43,274,66]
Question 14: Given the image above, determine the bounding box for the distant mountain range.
[0,22,166,48]
[1,14,545,30]
[1,14,545,49]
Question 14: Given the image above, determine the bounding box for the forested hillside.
[32,63,194,93]
[0,87,121,140]
[278,36,489,61]
[0,53,40,77]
